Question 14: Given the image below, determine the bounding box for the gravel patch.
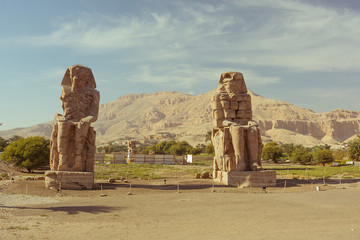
[0,192,59,206]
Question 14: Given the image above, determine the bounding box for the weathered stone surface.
[214,171,276,187]
[211,72,276,186]
[212,72,262,172]
[46,65,99,190]
[45,171,94,190]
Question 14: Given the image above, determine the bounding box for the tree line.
[261,135,360,165]
[1,134,360,172]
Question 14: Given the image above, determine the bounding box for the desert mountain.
[1,90,359,147]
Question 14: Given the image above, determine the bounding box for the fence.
[133,154,178,165]
[95,153,178,165]
[95,153,106,164]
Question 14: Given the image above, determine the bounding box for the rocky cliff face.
[1,90,359,147]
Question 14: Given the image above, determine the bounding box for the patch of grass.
[94,163,214,180]
[192,156,213,166]
[95,163,167,180]
[265,165,360,179]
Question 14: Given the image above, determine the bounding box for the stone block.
[220,100,230,109]
[230,101,238,110]
[214,170,276,187]
[213,109,224,120]
[238,102,248,110]
[45,171,94,190]
[236,110,247,119]
[224,109,235,119]
[211,100,222,110]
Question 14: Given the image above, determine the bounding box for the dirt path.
[1,178,360,240]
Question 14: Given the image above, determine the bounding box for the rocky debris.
[201,171,210,179]
[108,178,116,183]
[0,192,59,206]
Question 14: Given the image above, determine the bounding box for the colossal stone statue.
[212,72,276,187]
[45,65,99,190]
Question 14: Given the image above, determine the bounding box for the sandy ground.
[1,177,360,240]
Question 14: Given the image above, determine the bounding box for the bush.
[139,140,201,156]
[262,142,283,163]
[0,137,8,152]
[205,142,214,156]
[333,149,346,160]
[348,135,360,161]
[1,136,50,172]
[290,147,313,165]
[313,148,334,166]
[281,143,302,159]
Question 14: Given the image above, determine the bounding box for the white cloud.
[4,0,360,83]
[128,64,280,89]
[38,67,65,81]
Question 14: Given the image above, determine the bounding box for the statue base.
[45,171,94,190]
[214,170,276,187]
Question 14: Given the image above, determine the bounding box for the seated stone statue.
[50,65,100,172]
[211,72,262,175]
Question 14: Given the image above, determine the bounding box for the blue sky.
[0,0,359,130]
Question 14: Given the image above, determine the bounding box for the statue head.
[61,65,96,92]
[218,72,247,99]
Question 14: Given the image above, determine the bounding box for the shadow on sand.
[0,204,123,215]
[97,182,231,191]
[275,178,360,187]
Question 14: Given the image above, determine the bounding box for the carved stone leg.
[85,127,96,172]
[229,125,246,171]
[247,126,262,170]
[212,128,224,172]
[57,122,73,171]
[50,123,59,170]
[72,122,90,171]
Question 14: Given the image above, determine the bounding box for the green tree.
[1,136,50,172]
[261,142,283,163]
[8,135,23,143]
[205,131,212,143]
[190,147,202,155]
[155,140,176,154]
[313,148,334,166]
[348,135,360,161]
[97,146,104,153]
[290,147,313,165]
[333,149,346,160]
[168,141,192,156]
[205,142,214,156]
[0,137,8,152]
[281,143,302,159]
[141,145,156,155]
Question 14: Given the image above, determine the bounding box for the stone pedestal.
[45,171,94,190]
[214,170,276,188]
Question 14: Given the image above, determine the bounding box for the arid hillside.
[1,90,359,147]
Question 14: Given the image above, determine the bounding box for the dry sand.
[1,178,360,240]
